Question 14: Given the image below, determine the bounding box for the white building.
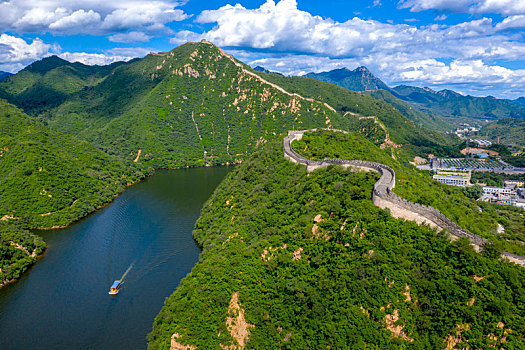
[433,174,469,187]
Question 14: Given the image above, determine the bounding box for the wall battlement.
[283,129,524,267]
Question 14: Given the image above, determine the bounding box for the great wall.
[283,129,525,267]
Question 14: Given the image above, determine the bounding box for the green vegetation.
[0,224,45,285]
[258,71,462,158]
[392,86,525,124]
[0,100,148,283]
[478,118,525,147]
[364,89,453,132]
[149,133,524,349]
[295,131,525,255]
[34,42,351,168]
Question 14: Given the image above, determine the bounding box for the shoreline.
[3,163,233,289]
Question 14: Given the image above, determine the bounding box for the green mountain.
[304,67,525,126]
[305,66,390,92]
[392,85,525,123]
[364,89,453,132]
[514,97,525,107]
[33,42,373,168]
[0,99,147,284]
[0,41,468,286]
[255,71,462,158]
[477,118,525,146]
[0,56,127,113]
[0,71,12,81]
[149,131,525,349]
[304,68,452,131]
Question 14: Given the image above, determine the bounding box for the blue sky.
[1,0,524,98]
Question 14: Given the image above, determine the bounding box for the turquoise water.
[0,167,230,349]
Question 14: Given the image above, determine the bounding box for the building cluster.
[453,124,480,138]
[480,180,525,207]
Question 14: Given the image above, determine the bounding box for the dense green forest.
[301,67,525,126]
[0,42,470,286]
[258,71,462,158]
[477,118,525,147]
[149,133,524,349]
[390,86,525,124]
[294,131,525,256]
[0,100,148,283]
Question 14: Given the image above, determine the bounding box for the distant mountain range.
[305,67,390,92]
[303,66,525,126]
[0,71,13,81]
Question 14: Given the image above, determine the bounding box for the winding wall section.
[284,129,525,267]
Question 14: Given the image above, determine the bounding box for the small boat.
[108,280,121,295]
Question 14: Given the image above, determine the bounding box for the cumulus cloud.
[0,34,54,71]
[244,52,525,98]
[109,31,152,43]
[398,0,525,15]
[0,34,149,72]
[57,51,132,66]
[172,0,520,62]
[183,0,525,98]
[0,0,189,35]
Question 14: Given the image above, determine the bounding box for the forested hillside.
[478,118,525,146]
[364,89,453,132]
[38,42,350,168]
[0,56,127,113]
[295,131,525,256]
[392,86,525,123]
[0,100,148,284]
[149,132,524,349]
[257,71,462,158]
[3,42,463,168]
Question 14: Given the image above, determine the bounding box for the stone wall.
[283,129,524,267]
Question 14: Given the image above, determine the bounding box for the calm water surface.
[0,167,230,349]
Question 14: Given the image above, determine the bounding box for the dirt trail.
[134,149,142,163]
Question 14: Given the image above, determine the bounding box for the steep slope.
[364,89,453,132]
[0,56,127,113]
[305,66,390,92]
[0,99,147,285]
[46,41,347,168]
[478,118,525,146]
[255,71,462,158]
[0,100,147,229]
[0,71,12,81]
[392,85,525,123]
[149,132,524,349]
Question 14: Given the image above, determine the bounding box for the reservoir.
[0,167,230,349]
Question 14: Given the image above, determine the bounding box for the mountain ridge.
[304,67,525,125]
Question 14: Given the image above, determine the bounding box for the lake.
[0,167,230,349]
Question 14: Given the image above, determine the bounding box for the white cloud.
[0,34,150,72]
[495,15,525,30]
[109,31,152,43]
[172,0,520,63]
[57,52,130,66]
[0,1,189,35]
[166,0,525,97]
[0,33,53,71]
[243,52,525,98]
[398,0,525,15]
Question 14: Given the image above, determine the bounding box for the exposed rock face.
[221,292,254,349]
